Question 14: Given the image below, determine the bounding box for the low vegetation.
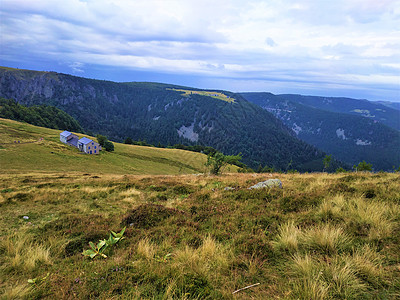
[167,88,235,103]
[0,171,399,299]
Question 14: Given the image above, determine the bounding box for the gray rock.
[224,187,235,191]
[248,179,282,189]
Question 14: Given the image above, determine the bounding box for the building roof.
[78,137,93,145]
[68,137,79,147]
[60,131,72,138]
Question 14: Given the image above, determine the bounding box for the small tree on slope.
[205,151,242,175]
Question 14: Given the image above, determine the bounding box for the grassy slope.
[167,88,236,103]
[0,118,212,175]
[0,118,399,299]
[0,172,399,299]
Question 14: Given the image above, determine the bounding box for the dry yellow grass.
[303,224,352,254]
[174,236,232,277]
[273,221,302,252]
[1,232,51,273]
[136,238,157,260]
[0,283,31,300]
[0,171,399,298]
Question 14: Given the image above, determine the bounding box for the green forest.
[242,92,400,171]
[0,97,82,132]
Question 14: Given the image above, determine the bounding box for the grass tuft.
[1,232,51,273]
[303,223,352,255]
[347,196,398,240]
[322,258,368,299]
[0,282,31,300]
[136,238,157,260]
[273,221,302,253]
[290,254,329,300]
[345,244,385,287]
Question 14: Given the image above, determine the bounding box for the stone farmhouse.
[78,137,100,154]
[60,131,101,154]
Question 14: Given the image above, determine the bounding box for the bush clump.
[122,204,183,229]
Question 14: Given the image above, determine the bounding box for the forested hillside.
[278,94,400,131]
[242,92,400,170]
[0,97,82,132]
[0,67,327,171]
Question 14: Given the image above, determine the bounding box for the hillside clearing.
[167,88,235,103]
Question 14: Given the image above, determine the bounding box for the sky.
[1,0,399,101]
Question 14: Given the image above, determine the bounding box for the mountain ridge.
[241,92,400,170]
[276,93,400,131]
[0,66,327,171]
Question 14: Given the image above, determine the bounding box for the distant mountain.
[278,94,400,131]
[241,92,400,171]
[0,67,329,171]
[375,101,400,112]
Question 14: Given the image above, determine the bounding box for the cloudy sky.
[1,0,399,101]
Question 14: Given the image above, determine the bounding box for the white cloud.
[0,0,399,100]
[69,62,84,73]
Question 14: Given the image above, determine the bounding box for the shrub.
[104,140,114,152]
[122,204,182,229]
[354,161,373,172]
[124,137,133,144]
[205,151,242,175]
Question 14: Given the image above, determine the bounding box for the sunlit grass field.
[0,171,399,299]
[0,118,210,175]
[167,88,235,103]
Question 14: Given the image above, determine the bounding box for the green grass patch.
[0,118,210,175]
[167,88,235,103]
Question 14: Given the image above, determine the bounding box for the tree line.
[0,98,83,132]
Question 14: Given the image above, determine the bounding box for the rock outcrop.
[248,179,282,189]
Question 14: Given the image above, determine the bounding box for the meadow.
[0,171,399,299]
[0,118,208,175]
[166,89,235,103]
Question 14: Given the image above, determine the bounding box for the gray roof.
[68,137,79,147]
[78,137,93,145]
[60,131,72,138]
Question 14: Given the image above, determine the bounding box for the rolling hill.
[0,67,327,171]
[0,118,212,175]
[241,92,400,171]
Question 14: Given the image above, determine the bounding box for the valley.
[242,92,400,171]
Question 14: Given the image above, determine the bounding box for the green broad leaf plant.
[82,227,126,259]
